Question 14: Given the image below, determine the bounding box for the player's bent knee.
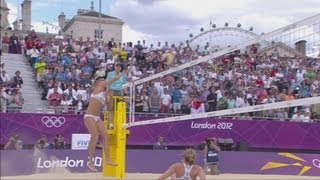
[90,134,99,142]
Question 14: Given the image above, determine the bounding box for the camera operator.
[4,134,23,150]
[203,137,221,175]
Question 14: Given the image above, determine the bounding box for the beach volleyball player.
[84,72,127,172]
[159,149,206,180]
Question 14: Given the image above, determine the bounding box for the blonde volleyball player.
[84,71,127,172]
[159,149,206,180]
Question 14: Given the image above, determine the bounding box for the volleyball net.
[122,13,320,127]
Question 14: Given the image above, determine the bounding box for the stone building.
[0,0,10,29]
[59,3,124,43]
[259,41,306,58]
[21,0,32,31]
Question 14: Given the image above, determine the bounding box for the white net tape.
[123,13,320,127]
[124,96,320,127]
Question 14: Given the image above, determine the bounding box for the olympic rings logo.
[313,159,320,168]
[41,116,66,128]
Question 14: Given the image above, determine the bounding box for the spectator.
[60,93,73,114]
[8,32,20,54]
[207,87,217,112]
[141,90,150,113]
[135,93,143,112]
[153,136,168,150]
[203,137,221,175]
[7,89,23,113]
[171,85,182,113]
[4,134,23,150]
[53,134,66,149]
[18,30,319,122]
[13,71,23,88]
[160,88,172,113]
[0,70,10,86]
[190,93,205,114]
[149,88,160,113]
[63,84,77,101]
[72,94,86,114]
[33,135,51,150]
[0,85,8,112]
[28,46,40,68]
[34,58,46,90]
[106,62,128,123]
[48,86,62,107]
[2,32,9,53]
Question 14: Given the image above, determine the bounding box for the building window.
[94,29,103,39]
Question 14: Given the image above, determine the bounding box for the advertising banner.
[1,150,319,177]
[0,113,87,145]
[71,134,91,150]
[1,113,320,150]
[127,118,320,150]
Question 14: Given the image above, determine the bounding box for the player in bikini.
[159,149,206,180]
[84,71,127,172]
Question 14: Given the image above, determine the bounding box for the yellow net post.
[103,96,129,179]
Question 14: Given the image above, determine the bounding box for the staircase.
[1,53,48,113]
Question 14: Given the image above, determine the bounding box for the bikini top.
[91,91,106,105]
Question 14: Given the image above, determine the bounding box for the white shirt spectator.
[235,96,245,108]
[63,88,77,100]
[160,93,172,106]
[300,112,311,122]
[180,89,188,105]
[227,70,235,80]
[106,59,114,65]
[250,74,258,81]
[208,71,217,79]
[46,87,63,99]
[296,71,305,83]
[29,48,40,58]
[96,51,105,60]
[263,77,273,89]
[76,89,87,101]
[1,88,8,112]
[291,113,302,122]
[275,72,284,80]
[0,71,10,83]
[215,90,222,101]
[129,65,142,81]
[154,82,164,96]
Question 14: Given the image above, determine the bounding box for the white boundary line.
[122,13,320,89]
[124,96,320,127]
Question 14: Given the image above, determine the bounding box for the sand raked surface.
[2,172,320,180]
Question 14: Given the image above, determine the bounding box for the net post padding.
[124,96,320,128]
[103,96,129,178]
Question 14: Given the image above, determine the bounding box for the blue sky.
[7,0,114,31]
[5,0,320,46]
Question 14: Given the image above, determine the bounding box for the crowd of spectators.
[1,29,320,122]
[2,133,66,150]
[1,31,26,113]
[0,65,24,113]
